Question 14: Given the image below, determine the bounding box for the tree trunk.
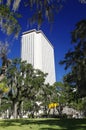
[14,102,18,118]
[12,101,18,119]
[17,101,23,118]
[0,97,1,106]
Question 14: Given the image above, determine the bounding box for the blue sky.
[0,0,86,82]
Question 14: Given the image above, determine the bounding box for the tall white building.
[21,29,56,85]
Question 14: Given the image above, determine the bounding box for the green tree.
[0,2,21,37]
[0,0,84,36]
[60,20,86,98]
[0,80,9,105]
[0,0,64,34]
[0,41,11,71]
[25,0,64,29]
[5,58,48,118]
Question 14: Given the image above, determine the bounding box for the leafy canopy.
[60,20,86,98]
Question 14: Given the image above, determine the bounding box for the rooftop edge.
[22,29,54,48]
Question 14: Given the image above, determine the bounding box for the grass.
[0,118,86,130]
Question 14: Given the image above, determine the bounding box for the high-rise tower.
[21,29,56,85]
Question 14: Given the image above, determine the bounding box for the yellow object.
[48,103,59,109]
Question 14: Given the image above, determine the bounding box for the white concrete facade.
[21,29,56,85]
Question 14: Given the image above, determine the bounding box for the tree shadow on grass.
[0,119,21,127]
[40,128,64,130]
[0,118,86,130]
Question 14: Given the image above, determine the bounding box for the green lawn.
[0,118,86,130]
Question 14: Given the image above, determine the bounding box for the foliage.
[5,59,44,115]
[54,82,69,105]
[0,41,10,69]
[0,0,65,35]
[1,58,57,118]
[54,81,86,113]
[25,0,65,29]
[0,99,11,112]
[0,82,9,94]
[0,77,9,98]
[0,0,84,37]
[71,97,86,111]
[60,20,86,98]
[0,1,21,37]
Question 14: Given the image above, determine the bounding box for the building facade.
[21,29,56,85]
